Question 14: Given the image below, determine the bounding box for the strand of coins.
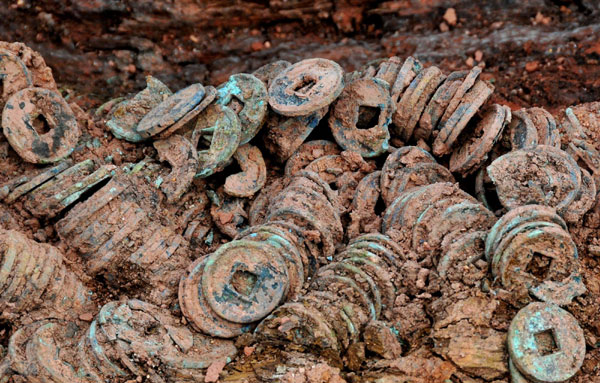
[255,233,403,363]
[0,229,93,321]
[179,171,343,338]
[3,299,237,383]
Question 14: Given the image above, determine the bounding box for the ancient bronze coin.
[380,145,436,205]
[487,146,582,213]
[202,240,289,324]
[508,302,585,383]
[192,103,242,178]
[507,109,539,150]
[329,78,392,157]
[224,143,267,198]
[3,87,80,164]
[0,49,32,109]
[449,104,510,176]
[107,76,172,142]
[135,83,205,138]
[392,66,445,142]
[263,106,328,161]
[433,79,494,156]
[415,70,466,141]
[179,257,253,338]
[284,140,342,177]
[153,134,198,203]
[269,58,344,116]
[216,73,268,144]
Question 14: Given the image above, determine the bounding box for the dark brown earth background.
[3,0,600,111]
[3,1,600,382]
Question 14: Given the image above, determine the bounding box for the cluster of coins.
[179,171,343,338]
[0,229,92,320]
[256,233,402,360]
[54,162,191,306]
[0,159,116,218]
[4,299,236,383]
[486,205,586,307]
[1,40,599,382]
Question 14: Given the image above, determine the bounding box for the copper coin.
[202,240,289,324]
[269,58,344,117]
[329,78,392,157]
[487,146,582,212]
[3,87,80,164]
[135,83,205,138]
[0,49,32,108]
[216,73,268,144]
[449,104,510,176]
[508,302,585,383]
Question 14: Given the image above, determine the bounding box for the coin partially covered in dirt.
[269,58,344,116]
[329,77,392,157]
[487,145,582,213]
[216,73,268,144]
[3,87,80,163]
[508,302,585,383]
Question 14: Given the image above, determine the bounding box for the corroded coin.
[269,58,344,116]
[135,83,205,138]
[216,73,268,144]
[507,109,539,150]
[0,49,32,108]
[329,78,392,157]
[3,87,80,164]
[508,302,585,383]
[487,146,582,212]
[192,104,242,178]
[179,257,253,338]
[202,240,289,324]
[392,66,445,142]
[433,79,494,156]
[284,140,341,177]
[107,76,172,142]
[380,146,436,205]
[449,104,510,176]
[224,143,267,198]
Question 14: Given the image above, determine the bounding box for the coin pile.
[0,41,598,382]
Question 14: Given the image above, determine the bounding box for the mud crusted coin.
[135,83,205,138]
[487,145,582,213]
[449,104,510,176]
[329,77,392,157]
[192,103,242,178]
[224,144,267,198]
[3,87,80,164]
[508,302,585,383]
[202,240,289,324]
[216,73,268,144]
[0,49,32,108]
[107,76,172,142]
[269,58,344,117]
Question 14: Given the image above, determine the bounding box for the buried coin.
[269,58,344,116]
[202,240,289,324]
[487,146,582,213]
[135,83,205,138]
[224,144,267,198]
[329,77,392,157]
[449,104,510,176]
[216,73,268,144]
[508,302,585,383]
[0,49,32,108]
[3,87,80,164]
[107,76,172,142]
[192,103,242,178]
